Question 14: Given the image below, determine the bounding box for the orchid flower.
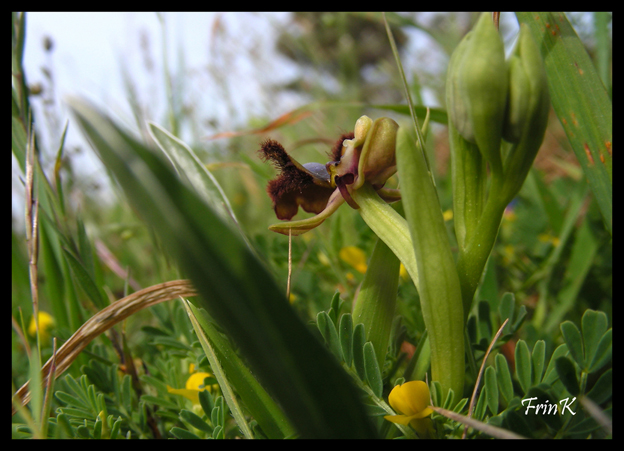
[259,116,401,236]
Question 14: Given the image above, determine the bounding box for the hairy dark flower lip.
[259,116,401,235]
[259,138,335,220]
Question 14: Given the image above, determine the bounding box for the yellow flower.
[167,371,217,404]
[339,246,368,274]
[384,381,435,438]
[28,311,55,342]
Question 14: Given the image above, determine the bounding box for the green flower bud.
[502,24,550,145]
[501,24,550,202]
[446,12,507,173]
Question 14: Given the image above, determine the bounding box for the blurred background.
[13,11,611,328]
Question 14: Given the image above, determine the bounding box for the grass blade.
[67,97,376,438]
[515,12,612,234]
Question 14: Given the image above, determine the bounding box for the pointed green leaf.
[363,342,382,398]
[317,312,342,361]
[495,354,514,405]
[589,329,612,374]
[581,309,608,370]
[514,340,532,394]
[498,292,515,336]
[542,344,569,385]
[170,427,202,440]
[516,12,612,234]
[180,409,212,433]
[147,122,241,234]
[186,302,294,439]
[561,321,584,368]
[352,323,367,380]
[351,237,400,370]
[586,368,612,405]
[532,340,546,385]
[484,366,499,416]
[62,247,107,310]
[338,314,353,368]
[555,357,580,396]
[68,97,374,438]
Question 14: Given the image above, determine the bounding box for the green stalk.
[351,237,401,370]
[395,126,465,400]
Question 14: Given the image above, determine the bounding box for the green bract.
[446,12,508,174]
[500,23,551,203]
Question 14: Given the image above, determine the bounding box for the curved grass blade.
[67,97,376,439]
[185,301,296,439]
[182,300,253,439]
[147,122,238,229]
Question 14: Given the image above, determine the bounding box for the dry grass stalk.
[12,279,197,415]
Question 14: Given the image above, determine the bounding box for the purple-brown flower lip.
[258,116,401,235]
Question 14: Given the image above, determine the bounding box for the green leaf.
[589,329,612,373]
[477,300,492,343]
[531,340,546,385]
[180,409,212,433]
[516,12,612,234]
[338,314,353,368]
[499,293,518,336]
[187,303,295,439]
[581,309,608,370]
[121,374,132,414]
[495,354,514,405]
[542,344,569,385]
[363,342,382,398]
[68,97,375,438]
[555,357,580,396]
[62,247,107,310]
[560,321,584,368]
[147,122,243,237]
[514,340,532,394]
[140,395,179,411]
[585,368,612,405]
[351,237,400,370]
[54,391,89,411]
[198,390,214,418]
[317,312,342,361]
[56,413,75,438]
[170,427,202,439]
[183,302,253,439]
[395,125,465,399]
[484,366,499,416]
[352,323,367,381]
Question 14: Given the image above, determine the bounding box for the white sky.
[14,12,299,226]
[13,12,554,230]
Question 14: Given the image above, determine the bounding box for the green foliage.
[13,12,610,439]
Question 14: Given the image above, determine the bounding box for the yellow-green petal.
[268,188,345,236]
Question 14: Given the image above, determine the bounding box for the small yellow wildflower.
[399,263,409,281]
[28,311,55,342]
[538,233,560,247]
[384,381,435,438]
[339,246,368,274]
[443,209,453,221]
[167,370,217,404]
